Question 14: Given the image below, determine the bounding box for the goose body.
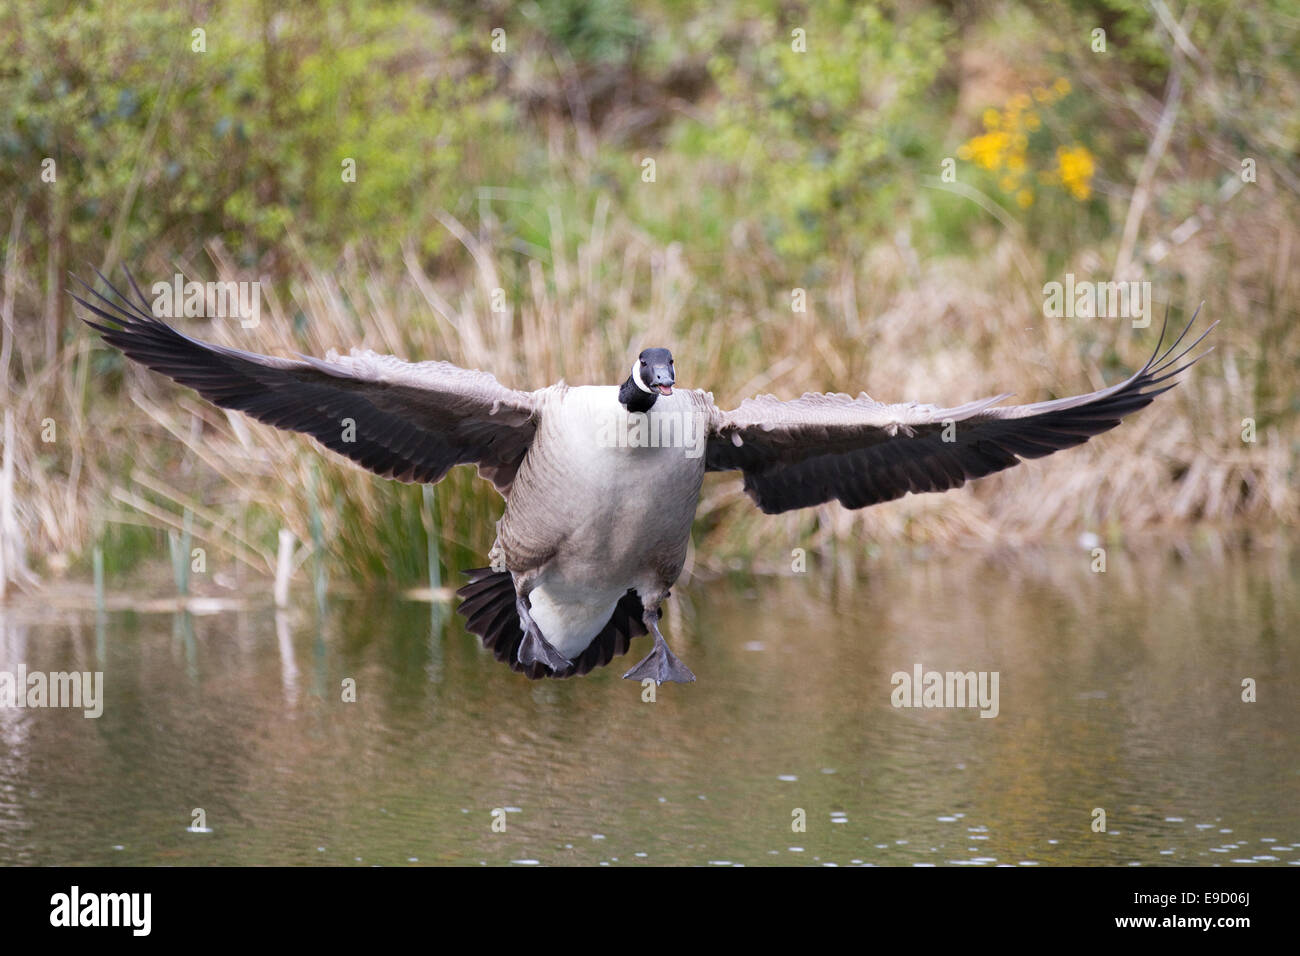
[73,271,1215,684]
[498,385,708,659]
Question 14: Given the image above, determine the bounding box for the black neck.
[619,375,658,413]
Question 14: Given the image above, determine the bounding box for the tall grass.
[3,195,1294,595]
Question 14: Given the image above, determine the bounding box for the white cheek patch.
[632,361,654,394]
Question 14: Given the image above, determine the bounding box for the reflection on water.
[1,542,1297,866]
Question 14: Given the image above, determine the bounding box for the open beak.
[651,365,674,396]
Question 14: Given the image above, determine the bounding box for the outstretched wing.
[72,271,539,492]
[706,312,1214,514]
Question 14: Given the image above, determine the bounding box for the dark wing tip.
[69,267,161,337]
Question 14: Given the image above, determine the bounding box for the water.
[1,542,1297,866]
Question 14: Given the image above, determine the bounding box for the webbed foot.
[515,595,572,673]
[622,609,695,684]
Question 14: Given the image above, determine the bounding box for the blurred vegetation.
[0,0,1296,595]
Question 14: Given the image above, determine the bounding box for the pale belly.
[501,386,708,658]
[526,580,627,659]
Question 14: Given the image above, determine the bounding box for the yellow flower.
[1055,144,1095,201]
[962,88,1091,204]
[965,131,1009,170]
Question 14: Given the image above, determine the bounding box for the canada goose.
[72,272,1214,684]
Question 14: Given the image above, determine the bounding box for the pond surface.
[2,541,1297,866]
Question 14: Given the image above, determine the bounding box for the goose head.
[619,347,675,413]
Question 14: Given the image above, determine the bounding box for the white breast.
[557,386,710,475]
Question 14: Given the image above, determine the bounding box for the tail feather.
[458,582,509,620]
[455,568,648,679]
[456,568,508,602]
